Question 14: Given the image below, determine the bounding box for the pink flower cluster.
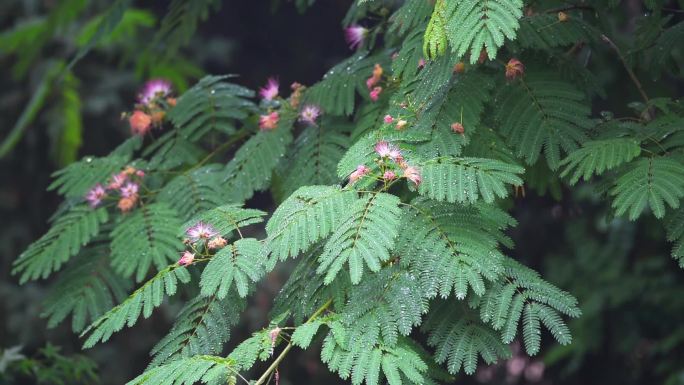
[127,79,175,136]
[348,141,422,187]
[85,166,145,212]
[383,114,408,131]
[366,64,384,102]
[299,104,321,126]
[178,221,227,265]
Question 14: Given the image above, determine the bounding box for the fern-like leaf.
[478,258,580,354]
[560,138,642,184]
[321,333,428,385]
[168,75,255,140]
[494,75,593,170]
[304,52,387,116]
[223,124,293,203]
[341,267,427,347]
[13,206,108,283]
[317,192,402,284]
[111,202,183,282]
[126,355,235,385]
[610,156,684,219]
[81,265,191,348]
[423,304,510,375]
[665,206,684,268]
[41,245,131,333]
[418,157,524,204]
[265,185,357,261]
[416,71,495,158]
[443,0,523,63]
[397,198,515,299]
[275,117,351,199]
[149,291,245,367]
[158,164,226,219]
[48,155,128,197]
[199,238,265,298]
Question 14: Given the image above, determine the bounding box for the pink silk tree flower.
[207,236,228,250]
[259,111,280,131]
[139,79,172,105]
[505,58,525,80]
[178,251,195,266]
[259,77,279,101]
[299,104,321,126]
[403,166,422,186]
[344,25,368,50]
[383,115,394,124]
[108,172,128,190]
[85,184,107,208]
[369,86,382,102]
[120,182,139,198]
[374,141,402,161]
[129,110,152,136]
[383,171,396,181]
[186,222,218,243]
[349,165,370,184]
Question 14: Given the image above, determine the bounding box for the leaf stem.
[253,298,333,385]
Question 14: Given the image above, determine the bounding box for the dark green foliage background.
[1,1,683,385]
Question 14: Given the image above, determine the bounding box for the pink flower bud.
[178,251,195,266]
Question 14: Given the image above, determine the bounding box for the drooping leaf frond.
[158,164,226,219]
[48,155,128,197]
[12,206,108,283]
[341,267,427,347]
[494,75,594,170]
[81,265,191,348]
[396,198,515,299]
[423,304,511,375]
[418,157,524,204]
[222,124,293,203]
[152,0,223,56]
[149,291,246,367]
[665,206,684,268]
[515,13,598,50]
[275,117,351,199]
[41,245,131,333]
[560,138,642,184]
[304,52,388,116]
[416,71,495,158]
[321,333,428,385]
[265,185,357,261]
[199,238,265,298]
[428,0,523,63]
[111,202,183,282]
[317,192,402,284]
[477,257,580,355]
[167,75,255,139]
[610,156,684,220]
[126,355,235,385]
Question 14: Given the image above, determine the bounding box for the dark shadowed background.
[1,1,684,385]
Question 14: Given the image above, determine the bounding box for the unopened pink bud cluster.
[85,166,146,212]
[178,221,228,266]
[349,141,422,187]
[257,77,322,131]
[127,79,175,136]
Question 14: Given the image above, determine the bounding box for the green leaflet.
[317,192,402,284]
[13,206,109,283]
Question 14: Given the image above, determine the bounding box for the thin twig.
[601,34,651,108]
[253,299,333,385]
